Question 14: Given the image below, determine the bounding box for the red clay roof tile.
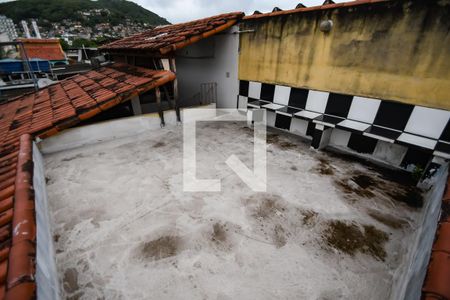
[100,12,244,54]
[0,179,14,192]
[0,186,14,202]
[0,169,15,182]
[0,198,13,215]
[0,63,175,299]
[18,38,66,61]
[0,248,9,262]
[0,63,174,152]
[0,165,16,176]
[7,239,36,289]
[423,251,450,299]
[0,260,7,286]
[422,176,450,299]
[4,282,35,300]
[243,0,390,20]
[0,226,10,247]
[0,210,13,228]
[432,223,450,254]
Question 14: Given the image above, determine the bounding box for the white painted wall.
[33,143,60,300]
[319,128,332,150]
[372,140,408,166]
[328,128,408,168]
[247,110,413,168]
[175,26,239,109]
[290,118,309,137]
[329,128,351,147]
[266,111,276,127]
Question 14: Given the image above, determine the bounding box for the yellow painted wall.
[239,0,450,110]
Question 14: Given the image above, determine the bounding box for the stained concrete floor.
[44,121,423,300]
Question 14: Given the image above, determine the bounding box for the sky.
[0,0,347,23]
[133,0,346,23]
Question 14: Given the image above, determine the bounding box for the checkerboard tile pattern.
[238,80,450,163]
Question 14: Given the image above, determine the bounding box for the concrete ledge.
[39,104,216,154]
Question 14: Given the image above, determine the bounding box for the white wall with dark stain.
[176,26,239,109]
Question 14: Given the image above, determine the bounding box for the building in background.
[21,20,32,39]
[18,38,68,66]
[0,15,18,42]
[31,20,42,39]
[0,31,10,43]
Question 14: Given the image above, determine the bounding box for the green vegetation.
[70,38,100,48]
[58,37,116,50]
[0,0,169,26]
[59,38,70,51]
[71,38,97,48]
[412,165,425,182]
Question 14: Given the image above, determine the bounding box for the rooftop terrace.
[0,1,449,298]
[43,119,424,299]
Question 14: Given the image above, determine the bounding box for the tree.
[59,39,70,51]
[71,38,97,48]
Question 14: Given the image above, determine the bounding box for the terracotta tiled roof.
[243,0,390,20]
[422,174,450,300]
[0,63,175,298]
[1,134,35,299]
[18,38,66,61]
[100,12,244,55]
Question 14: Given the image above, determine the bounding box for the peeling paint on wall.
[239,0,450,110]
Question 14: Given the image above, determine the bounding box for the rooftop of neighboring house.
[17,38,67,62]
[99,12,244,55]
[0,63,175,298]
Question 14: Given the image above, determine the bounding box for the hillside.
[0,0,170,26]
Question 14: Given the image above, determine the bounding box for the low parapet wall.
[39,104,216,154]
[33,142,60,299]
[391,165,448,299]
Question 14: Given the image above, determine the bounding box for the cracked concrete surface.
[44,121,422,300]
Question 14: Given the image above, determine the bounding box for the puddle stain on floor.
[138,236,181,261]
[312,154,424,208]
[323,220,389,261]
[323,150,424,208]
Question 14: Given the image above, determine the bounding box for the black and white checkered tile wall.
[238,80,450,168]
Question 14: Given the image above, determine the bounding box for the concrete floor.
[44,121,422,300]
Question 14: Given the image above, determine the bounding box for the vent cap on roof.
[296,3,307,9]
[253,10,262,15]
[272,7,283,12]
[322,0,335,4]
